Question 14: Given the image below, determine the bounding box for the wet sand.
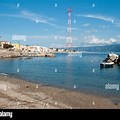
[0,75,120,109]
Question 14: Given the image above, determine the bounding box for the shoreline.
[0,75,120,109]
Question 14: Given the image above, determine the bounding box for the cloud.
[88,36,117,45]
[0,10,57,27]
[109,38,117,43]
[77,14,120,28]
[21,10,57,27]
[77,14,115,23]
[0,3,56,26]
[21,10,48,23]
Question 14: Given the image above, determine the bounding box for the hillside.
[74,44,120,52]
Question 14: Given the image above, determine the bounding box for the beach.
[0,75,120,109]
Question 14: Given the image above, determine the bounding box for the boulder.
[0,49,20,58]
[117,55,120,65]
[105,53,119,63]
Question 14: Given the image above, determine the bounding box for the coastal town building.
[0,40,65,54]
[0,41,11,49]
[12,43,21,50]
[21,45,49,53]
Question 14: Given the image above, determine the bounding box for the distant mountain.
[74,44,120,52]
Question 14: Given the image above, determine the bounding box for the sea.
[0,52,120,100]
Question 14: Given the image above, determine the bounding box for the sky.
[0,0,120,47]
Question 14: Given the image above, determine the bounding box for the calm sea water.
[0,52,120,99]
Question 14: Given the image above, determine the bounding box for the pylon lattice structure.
[66,8,73,48]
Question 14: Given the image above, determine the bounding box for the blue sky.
[0,0,120,47]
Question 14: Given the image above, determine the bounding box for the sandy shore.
[0,75,120,109]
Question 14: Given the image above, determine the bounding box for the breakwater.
[0,49,55,58]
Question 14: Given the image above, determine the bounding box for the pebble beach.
[0,75,120,109]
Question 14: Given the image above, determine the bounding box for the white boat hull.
[100,62,114,68]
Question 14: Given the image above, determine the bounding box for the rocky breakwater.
[104,53,120,65]
[0,49,55,58]
[117,55,120,65]
[20,52,55,58]
[0,49,20,58]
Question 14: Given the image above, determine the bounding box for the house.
[0,41,11,48]
[12,43,21,50]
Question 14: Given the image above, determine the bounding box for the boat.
[100,62,114,68]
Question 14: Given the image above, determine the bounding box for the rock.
[36,85,39,89]
[117,55,120,65]
[45,53,55,57]
[104,53,119,63]
[104,58,112,63]
[114,103,118,105]
[55,102,57,105]
[92,101,95,105]
[0,49,20,58]
[20,52,55,58]
[25,85,29,88]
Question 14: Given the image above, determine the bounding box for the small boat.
[100,62,114,68]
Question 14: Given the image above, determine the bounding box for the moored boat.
[100,62,114,68]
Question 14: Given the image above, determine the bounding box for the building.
[0,41,11,48]
[12,43,21,50]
